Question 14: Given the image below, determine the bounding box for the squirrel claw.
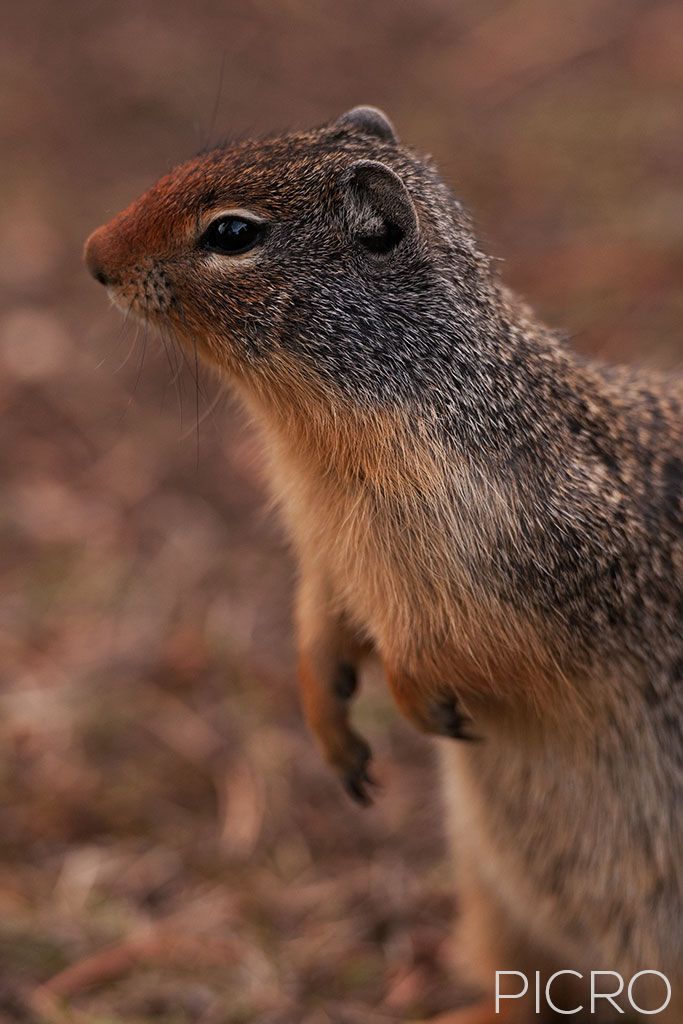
[339,733,376,806]
[334,661,358,701]
[433,698,482,742]
[343,772,374,806]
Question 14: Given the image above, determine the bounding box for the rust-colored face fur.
[85,107,486,406]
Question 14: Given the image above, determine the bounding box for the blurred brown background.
[1,1,682,1021]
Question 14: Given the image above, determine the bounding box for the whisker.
[95,301,135,370]
[131,320,149,396]
[205,51,227,150]
[110,302,135,353]
[168,327,208,405]
[173,306,211,404]
[193,335,200,470]
[113,318,142,374]
[159,329,184,422]
[177,386,225,440]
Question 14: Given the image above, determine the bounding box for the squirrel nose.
[84,228,113,286]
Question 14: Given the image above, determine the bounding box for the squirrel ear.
[342,160,418,255]
[334,106,397,144]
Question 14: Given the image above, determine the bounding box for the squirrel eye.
[201,215,264,255]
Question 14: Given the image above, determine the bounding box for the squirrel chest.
[262,413,554,702]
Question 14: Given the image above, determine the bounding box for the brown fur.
[85,107,682,1021]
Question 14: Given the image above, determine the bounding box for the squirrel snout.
[84,228,114,287]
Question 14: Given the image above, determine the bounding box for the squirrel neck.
[426,279,614,473]
[235,282,665,687]
[236,278,683,696]
[239,278,617,494]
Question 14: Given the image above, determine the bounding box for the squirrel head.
[85,107,492,407]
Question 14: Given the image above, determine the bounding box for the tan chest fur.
[245,366,565,714]
[259,404,477,654]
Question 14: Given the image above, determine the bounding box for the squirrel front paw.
[319,721,376,806]
[333,661,359,700]
[330,663,378,804]
[336,730,376,806]
[385,666,481,742]
[299,654,377,806]
[330,664,376,804]
[429,696,481,742]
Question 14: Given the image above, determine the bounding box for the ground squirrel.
[85,107,682,1022]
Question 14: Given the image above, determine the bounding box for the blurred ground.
[0,1,682,1021]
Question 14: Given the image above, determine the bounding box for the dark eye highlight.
[201,215,265,255]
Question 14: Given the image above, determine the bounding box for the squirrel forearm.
[295,569,375,803]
